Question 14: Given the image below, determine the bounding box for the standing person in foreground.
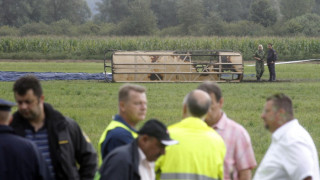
[253,44,265,81]
[198,81,257,180]
[267,43,277,81]
[253,93,319,180]
[10,75,97,180]
[98,84,147,166]
[156,89,226,180]
[0,98,51,180]
[98,119,178,180]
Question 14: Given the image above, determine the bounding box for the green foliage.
[96,23,118,36]
[0,26,19,36]
[202,12,225,36]
[249,0,277,27]
[117,0,158,36]
[280,13,320,36]
[49,19,76,36]
[0,0,90,27]
[46,0,91,24]
[177,0,205,35]
[151,0,179,29]
[157,26,183,37]
[95,0,130,23]
[222,21,267,36]
[20,22,51,36]
[280,0,315,20]
[1,36,320,60]
[217,0,244,22]
[0,0,45,27]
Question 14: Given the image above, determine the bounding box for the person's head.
[0,99,16,125]
[118,84,147,127]
[267,43,273,49]
[258,44,263,50]
[13,75,45,121]
[197,82,224,126]
[137,119,178,162]
[261,93,294,133]
[182,89,211,119]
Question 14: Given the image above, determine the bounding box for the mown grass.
[0,61,319,171]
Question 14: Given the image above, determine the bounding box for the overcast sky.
[86,0,101,16]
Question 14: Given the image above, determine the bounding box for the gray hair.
[258,44,263,50]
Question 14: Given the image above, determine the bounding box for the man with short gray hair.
[156,89,226,180]
[253,93,319,180]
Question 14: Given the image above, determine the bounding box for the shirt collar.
[272,119,298,141]
[113,114,137,132]
[213,112,227,130]
[138,147,147,162]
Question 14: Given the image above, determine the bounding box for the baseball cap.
[0,98,16,111]
[138,119,178,146]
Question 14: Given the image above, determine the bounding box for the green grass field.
[0,61,319,171]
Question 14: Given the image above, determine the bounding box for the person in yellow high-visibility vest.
[156,89,226,180]
[97,84,147,166]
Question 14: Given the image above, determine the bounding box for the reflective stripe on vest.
[98,120,137,166]
[161,173,219,180]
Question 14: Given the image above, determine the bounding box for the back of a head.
[0,99,15,124]
[197,81,222,101]
[184,90,211,118]
[0,111,10,124]
[267,93,294,121]
[13,75,43,98]
[118,84,146,102]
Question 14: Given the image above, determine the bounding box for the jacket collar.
[114,114,137,132]
[11,102,67,135]
[0,125,15,134]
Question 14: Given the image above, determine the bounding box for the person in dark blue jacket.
[267,43,277,81]
[0,98,51,180]
[97,119,178,180]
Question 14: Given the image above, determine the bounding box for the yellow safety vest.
[97,120,138,166]
[156,117,226,180]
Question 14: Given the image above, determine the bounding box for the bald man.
[156,90,226,180]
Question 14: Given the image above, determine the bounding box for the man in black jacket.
[0,98,52,180]
[98,119,178,180]
[10,75,97,180]
[267,43,277,81]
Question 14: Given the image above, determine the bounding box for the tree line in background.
[1,0,320,36]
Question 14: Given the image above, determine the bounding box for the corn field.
[0,36,320,60]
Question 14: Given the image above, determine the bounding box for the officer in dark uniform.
[0,98,51,180]
[267,43,277,81]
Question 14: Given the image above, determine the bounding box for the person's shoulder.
[105,142,133,161]
[225,117,252,138]
[109,127,133,137]
[5,134,39,153]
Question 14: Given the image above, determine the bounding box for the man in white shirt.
[253,93,319,180]
[98,119,178,180]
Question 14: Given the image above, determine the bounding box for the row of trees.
[0,0,91,26]
[1,0,320,36]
